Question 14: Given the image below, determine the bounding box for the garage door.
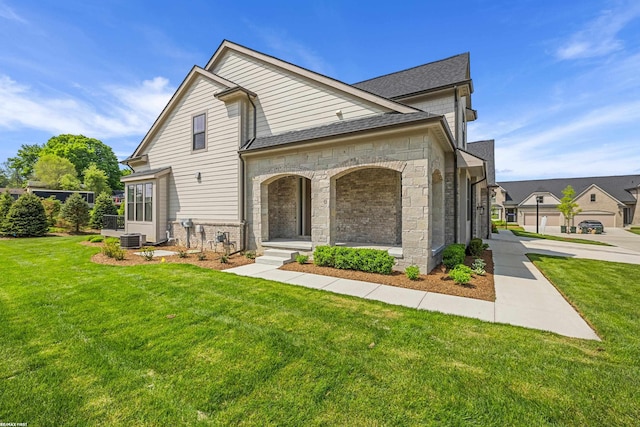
[575,213,615,228]
[523,213,561,226]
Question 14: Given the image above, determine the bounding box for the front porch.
[261,237,403,259]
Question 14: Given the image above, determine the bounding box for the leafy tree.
[60,193,90,233]
[83,164,110,195]
[557,185,582,231]
[33,154,77,189]
[59,173,81,190]
[1,161,25,188]
[89,193,117,229]
[41,196,62,227]
[2,193,48,237]
[0,191,14,224]
[6,144,42,184]
[41,134,121,190]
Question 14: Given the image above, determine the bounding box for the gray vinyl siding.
[140,75,240,222]
[404,95,455,137]
[211,50,390,137]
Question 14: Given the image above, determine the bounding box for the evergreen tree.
[60,193,90,233]
[89,193,117,229]
[41,196,62,227]
[2,193,48,237]
[0,191,15,225]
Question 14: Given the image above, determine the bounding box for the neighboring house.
[0,187,95,206]
[494,175,640,228]
[120,40,495,272]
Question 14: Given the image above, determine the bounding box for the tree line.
[0,134,130,194]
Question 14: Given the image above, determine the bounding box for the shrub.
[244,251,256,260]
[88,235,104,243]
[449,264,472,285]
[102,238,125,260]
[442,244,466,269]
[296,254,309,264]
[89,193,118,229]
[197,252,207,261]
[467,238,486,257]
[471,258,486,275]
[41,196,61,227]
[405,265,421,280]
[141,246,155,261]
[2,193,49,237]
[313,245,335,267]
[177,249,188,258]
[491,222,498,233]
[312,246,395,275]
[219,254,229,263]
[0,191,13,224]
[60,193,90,232]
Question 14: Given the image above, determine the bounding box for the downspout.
[470,174,487,239]
[453,85,459,242]
[239,93,258,251]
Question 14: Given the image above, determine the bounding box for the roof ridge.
[498,174,640,184]
[352,52,469,85]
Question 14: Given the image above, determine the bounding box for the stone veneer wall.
[246,130,454,273]
[168,221,245,253]
[335,168,401,244]
[268,176,298,239]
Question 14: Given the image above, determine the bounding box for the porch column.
[401,159,429,272]
[311,172,332,247]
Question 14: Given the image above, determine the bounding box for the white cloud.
[0,2,26,24]
[555,2,640,60]
[0,74,174,139]
[247,24,334,75]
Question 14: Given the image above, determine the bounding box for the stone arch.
[258,173,312,241]
[431,169,445,249]
[332,166,402,245]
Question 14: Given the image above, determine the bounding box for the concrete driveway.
[523,225,640,253]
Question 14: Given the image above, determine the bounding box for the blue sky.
[1,0,639,182]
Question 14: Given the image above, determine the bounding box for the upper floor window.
[193,113,206,151]
[590,194,596,202]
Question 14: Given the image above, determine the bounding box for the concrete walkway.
[226,232,601,340]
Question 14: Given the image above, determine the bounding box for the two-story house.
[120,40,494,272]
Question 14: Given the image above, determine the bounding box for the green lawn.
[627,227,640,235]
[1,237,639,425]
[511,229,612,246]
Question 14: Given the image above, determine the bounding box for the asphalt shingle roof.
[498,175,640,205]
[242,112,441,152]
[466,140,496,186]
[352,53,470,99]
[126,166,172,179]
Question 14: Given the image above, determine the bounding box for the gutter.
[238,92,258,251]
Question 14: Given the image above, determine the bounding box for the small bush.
[89,193,118,229]
[312,246,395,275]
[449,264,472,285]
[197,252,207,261]
[442,244,466,270]
[405,265,421,280]
[296,254,309,264]
[177,249,188,258]
[244,251,256,259]
[313,245,335,267]
[219,254,228,263]
[491,222,499,233]
[141,246,155,261]
[88,235,104,243]
[467,238,486,257]
[102,239,125,260]
[471,258,486,275]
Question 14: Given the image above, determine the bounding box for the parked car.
[578,220,604,231]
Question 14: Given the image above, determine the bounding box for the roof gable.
[352,53,471,99]
[467,140,495,186]
[573,183,623,205]
[205,40,417,114]
[127,67,236,160]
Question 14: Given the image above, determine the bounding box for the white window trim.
[191,111,208,152]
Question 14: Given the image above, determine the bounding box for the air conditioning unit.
[120,233,145,249]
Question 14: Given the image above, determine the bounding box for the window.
[193,113,206,150]
[127,182,153,222]
[590,194,596,202]
[127,185,134,221]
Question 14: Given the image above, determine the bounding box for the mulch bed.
[85,242,254,271]
[281,250,495,302]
